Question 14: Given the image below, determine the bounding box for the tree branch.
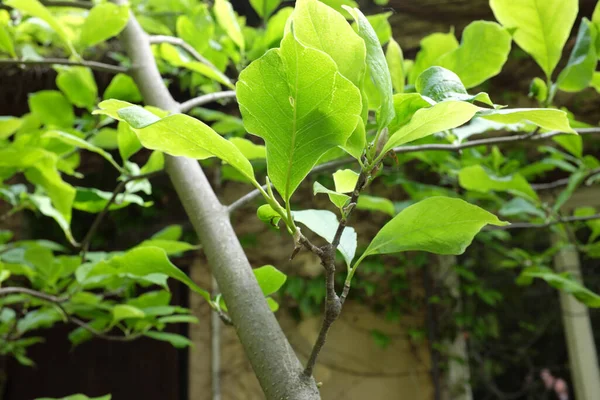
[179,90,237,113]
[80,171,164,260]
[0,287,141,342]
[147,35,223,76]
[114,3,319,398]
[531,167,600,191]
[0,58,127,74]
[492,213,600,230]
[228,128,600,214]
[1,0,93,10]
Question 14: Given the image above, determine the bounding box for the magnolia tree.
[1,0,600,398]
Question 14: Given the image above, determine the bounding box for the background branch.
[492,213,600,230]
[0,58,127,74]
[179,90,237,113]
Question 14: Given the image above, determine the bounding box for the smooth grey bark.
[113,3,320,398]
[551,234,600,400]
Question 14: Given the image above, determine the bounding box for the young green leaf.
[250,0,281,19]
[112,304,145,322]
[359,196,507,260]
[518,267,600,307]
[117,121,142,161]
[365,12,392,45]
[437,21,512,88]
[387,93,431,132]
[28,91,74,128]
[476,109,576,133]
[458,165,539,202]
[108,247,210,302]
[214,0,245,51]
[237,34,361,201]
[257,204,282,228]
[144,331,193,348]
[103,74,143,102]
[386,38,405,93]
[292,209,357,267]
[151,225,183,241]
[343,6,394,131]
[332,169,359,193]
[55,67,98,110]
[6,0,76,55]
[136,240,199,255]
[313,182,350,210]
[490,0,578,78]
[0,116,22,139]
[557,18,598,93]
[253,265,287,296]
[356,195,395,217]
[95,101,258,186]
[0,10,16,58]
[382,100,480,154]
[290,0,367,158]
[29,194,76,246]
[43,131,121,172]
[415,66,493,105]
[73,187,147,213]
[78,3,129,49]
[409,31,459,84]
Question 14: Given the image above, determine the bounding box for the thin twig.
[79,171,164,260]
[227,128,600,214]
[492,213,600,230]
[179,91,237,113]
[148,35,221,74]
[531,167,600,191]
[1,0,93,10]
[0,287,142,341]
[0,58,127,74]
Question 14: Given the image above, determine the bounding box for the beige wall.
[188,260,433,400]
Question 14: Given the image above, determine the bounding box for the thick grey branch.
[0,58,127,74]
[115,3,319,398]
[179,90,237,113]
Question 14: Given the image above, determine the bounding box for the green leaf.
[158,43,234,89]
[151,225,183,241]
[365,12,392,45]
[386,38,405,93]
[78,3,129,49]
[6,0,76,55]
[518,267,600,307]
[0,116,22,139]
[253,265,286,296]
[344,6,394,131]
[388,93,431,132]
[458,165,539,202]
[140,151,164,174]
[415,66,493,105]
[89,128,118,150]
[257,204,282,228]
[557,18,598,92]
[117,121,142,161]
[437,21,512,88]
[137,239,199,255]
[408,31,459,84]
[95,101,257,185]
[553,135,583,158]
[250,0,281,18]
[73,187,147,213]
[356,195,395,217]
[237,34,361,201]
[108,247,210,302]
[229,137,266,159]
[17,308,62,334]
[29,194,75,245]
[158,315,199,324]
[292,209,357,267]
[490,0,578,77]
[176,6,213,53]
[529,77,548,103]
[144,331,193,348]
[36,394,111,400]
[332,169,358,193]
[499,198,545,218]
[289,0,367,158]
[360,197,507,260]
[382,100,479,154]
[43,130,121,171]
[112,304,145,322]
[476,108,576,133]
[0,10,16,58]
[55,66,98,110]
[266,297,279,312]
[313,182,350,209]
[103,74,143,103]
[214,0,245,51]
[29,90,74,128]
